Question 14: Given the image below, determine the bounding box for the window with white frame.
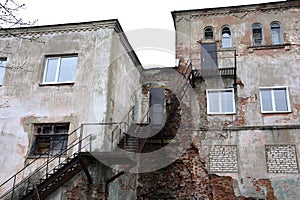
[221,27,232,48]
[0,58,7,85]
[260,87,291,113]
[43,55,78,84]
[271,22,283,45]
[207,88,235,114]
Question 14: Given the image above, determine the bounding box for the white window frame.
[206,88,236,114]
[0,58,7,85]
[43,55,77,84]
[221,26,232,48]
[270,21,283,45]
[259,86,291,113]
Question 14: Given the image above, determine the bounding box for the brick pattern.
[209,145,238,173]
[265,145,299,173]
[138,145,213,199]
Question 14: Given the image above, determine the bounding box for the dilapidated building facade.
[170,0,300,199]
[0,0,300,200]
[0,20,144,199]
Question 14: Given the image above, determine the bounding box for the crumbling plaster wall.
[106,31,142,124]
[0,26,141,192]
[174,2,300,199]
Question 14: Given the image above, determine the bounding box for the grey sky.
[21,0,282,67]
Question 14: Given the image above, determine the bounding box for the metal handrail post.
[78,124,83,153]
[10,176,16,200]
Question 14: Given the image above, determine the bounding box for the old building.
[0,19,144,199]
[0,0,300,199]
[170,0,300,199]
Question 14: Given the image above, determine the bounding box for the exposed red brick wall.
[209,175,277,200]
[252,179,276,200]
[209,174,243,200]
[137,145,213,199]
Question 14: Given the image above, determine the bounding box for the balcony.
[192,49,236,80]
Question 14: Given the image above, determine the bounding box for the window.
[43,55,78,84]
[204,27,214,40]
[260,87,291,113]
[30,124,69,156]
[221,27,232,48]
[206,89,235,114]
[271,22,283,45]
[0,58,7,85]
[252,23,264,46]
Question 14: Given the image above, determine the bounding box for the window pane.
[0,60,7,85]
[45,58,58,82]
[222,90,234,113]
[222,27,231,35]
[274,89,288,111]
[271,28,281,44]
[58,57,77,82]
[50,135,68,155]
[31,124,69,156]
[222,33,231,48]
[205,28,214,40]
[253,24,263,45]
[208,92,220,113]
[261,90,273,111]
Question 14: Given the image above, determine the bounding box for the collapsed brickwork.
[171,0,300,199]
[1,1,300,200]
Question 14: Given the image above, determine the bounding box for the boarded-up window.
[30,124,69,156]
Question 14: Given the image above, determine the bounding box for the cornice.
[0,19,121,37]
[0,19,143,71]
[172,0,300,18]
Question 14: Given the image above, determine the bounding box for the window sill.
[208,113,236,115]
[220,47,236,51]
[248,43,291,52]
[39,82,75,87]
[261,111,292,114]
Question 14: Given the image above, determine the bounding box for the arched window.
[221,27,232,48]
[252,23,263,46]
[204,27,214,40]
[271,22,283,44]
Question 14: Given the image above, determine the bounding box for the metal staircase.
[0,121,140,200]
[19,153,92,200]
[0,65,194,200]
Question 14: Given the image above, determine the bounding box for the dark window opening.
[150,88,165,126]
[252,23,263,46]
[204,27,214,40]
[30,124,69,156]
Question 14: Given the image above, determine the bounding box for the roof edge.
[171,0,299,17]
[0,19,121,36]
[0,19,143,71]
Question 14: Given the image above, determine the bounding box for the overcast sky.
[21,0,282,68]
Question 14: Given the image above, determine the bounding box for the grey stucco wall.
[0,21,142,195]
